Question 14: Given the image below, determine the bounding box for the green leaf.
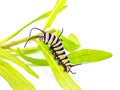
[61,35,80,52]
[36,40,81,90]
[0,59,35,90]
[68,33,80,46]
[54,30,80,52]
[0,48,39,78]
[18,47,40,54]
[68,49,112,64]
[19,49,112,66]
[17,48,48,66]
[44,0,67,30]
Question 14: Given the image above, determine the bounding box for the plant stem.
[0,29,56,49]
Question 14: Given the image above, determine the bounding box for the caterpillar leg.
[49,46,53,50]
[63,66,76,74]
[60,39,63,41]
[67,66,76,74]
[52,52,59,60]
[66,64,82,74]
[63,66,67,72]
[49,46,58,59]
[58,60,62,65]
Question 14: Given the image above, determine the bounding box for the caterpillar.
[24,27,81,74]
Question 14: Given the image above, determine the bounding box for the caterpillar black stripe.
[24,27,81,74]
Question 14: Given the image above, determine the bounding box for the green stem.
[0,29,56,49]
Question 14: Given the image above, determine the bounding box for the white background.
[0,0,120,90]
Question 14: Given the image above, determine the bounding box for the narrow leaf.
[68,49,112,64]
[44,0,67,29]
[68,33,80,46]
[19,49,112,66]
[61,35,80,52]
[36,40,81,90]
[17,48,48,66]
[0,59,35,90]
[18,47,40,54]
[0,48,39,78]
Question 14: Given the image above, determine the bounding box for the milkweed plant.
[0,0,112,90]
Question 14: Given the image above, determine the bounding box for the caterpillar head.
[39,33,45,41]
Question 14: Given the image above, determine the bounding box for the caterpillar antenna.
[29,27,45,38]
[58,28,63,39]
[24,36,40,48]
[71,63,82,67]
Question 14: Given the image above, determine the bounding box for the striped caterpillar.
[24,27,81,74]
